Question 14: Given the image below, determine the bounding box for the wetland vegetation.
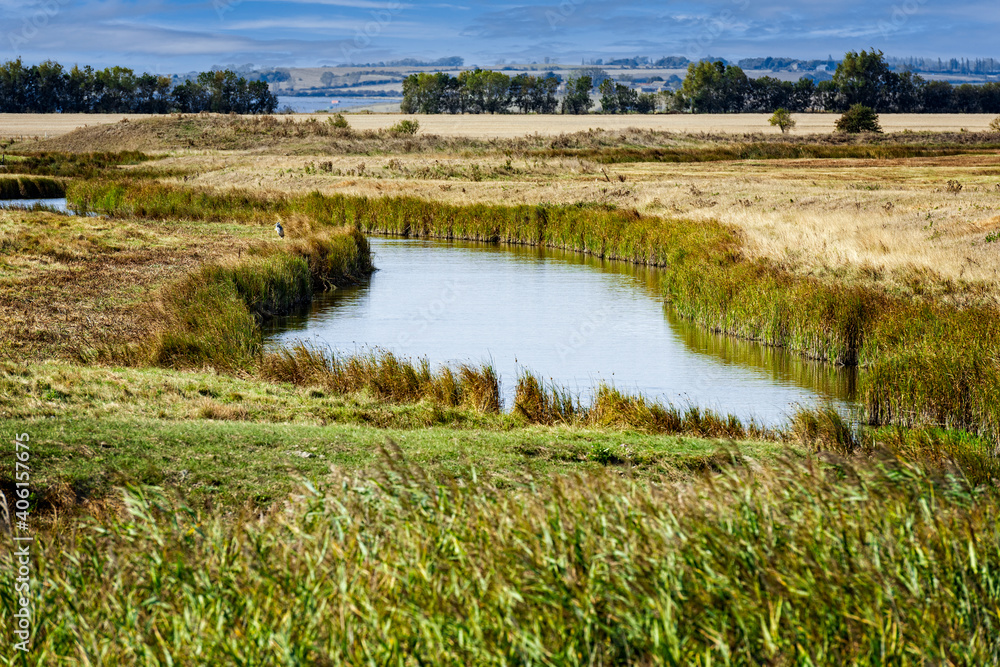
[2,116,1000,663]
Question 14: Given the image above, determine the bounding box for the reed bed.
[3,456,998,664]
[262,344,501,414]
[67,180,1000,441]
[4,150,153,177]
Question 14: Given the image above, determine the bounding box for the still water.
[0,197,71,212]
[265,238,857,424]
[277,96,402,113]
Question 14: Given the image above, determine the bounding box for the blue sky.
[1,0,997,73]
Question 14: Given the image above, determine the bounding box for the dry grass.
[0,210,271,360]
[6,113,1000,144]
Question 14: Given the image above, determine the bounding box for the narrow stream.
[266,238,857,425]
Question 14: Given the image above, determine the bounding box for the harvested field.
[3,112,998,145]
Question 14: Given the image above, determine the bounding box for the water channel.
[266,238,857,425]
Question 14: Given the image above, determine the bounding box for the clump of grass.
[261,344,501,413]
[588,384,757,438]
[790,404,863,455]
[7,457,1000,663]
[513,372,579,424]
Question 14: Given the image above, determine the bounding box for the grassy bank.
[127,224,373,371]
[67,180,1000,442]
[2,456,997,664]
[0,361,792,510]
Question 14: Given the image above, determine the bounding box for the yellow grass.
[0,113,157,140]
[2,112,998,141]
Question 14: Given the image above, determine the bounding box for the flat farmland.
[1,112,997,141]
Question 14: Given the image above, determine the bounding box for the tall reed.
[144,226,373,371]
[5,459,998,664]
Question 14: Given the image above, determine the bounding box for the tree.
[680,61,749,113]
[835,104,882,133]
[599,78,620,113]
[458,69,511,113]
[769,108,795,134]
[832,49,900,111]
[561,76,593,114]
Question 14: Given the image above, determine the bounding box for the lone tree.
[835,104,882,133]
[769,108,795,134]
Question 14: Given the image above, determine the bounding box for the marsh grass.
[588,384,767,439]
[261,344,502,414]
[6,150,153,177]
[4,456,999,664]
[513,371,579,424]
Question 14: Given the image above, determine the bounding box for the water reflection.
[0,197,71,212]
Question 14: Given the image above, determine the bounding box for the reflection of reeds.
[67,180,1000,441]
[0,175,64,199]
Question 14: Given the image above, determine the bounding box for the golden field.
[2,112,998,140]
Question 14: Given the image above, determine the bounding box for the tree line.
[401,71,561,114]
[402,51,1000,115]
[0,59,278,114]
[676,51,1000,114]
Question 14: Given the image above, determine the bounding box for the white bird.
[275,222,284,239]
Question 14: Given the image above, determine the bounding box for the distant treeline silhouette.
[403,51,1000,115]
[0,59,278,114]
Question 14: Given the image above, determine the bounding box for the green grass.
[0,361,786,510]
[66,180,1000,442]
[2,455,998,664]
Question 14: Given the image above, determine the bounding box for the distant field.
[2,112,997,141]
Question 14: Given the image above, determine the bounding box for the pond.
[265,238,857,425]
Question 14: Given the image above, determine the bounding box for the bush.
[388,119,419,135]
[328,113,349,129]
[835,104,883,134]
[768,108,795,134]
[990,116,1000,133]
